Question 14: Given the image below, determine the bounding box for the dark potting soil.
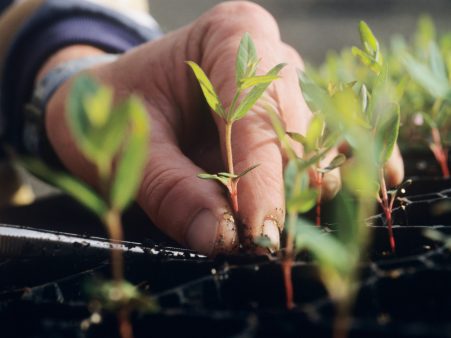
[1,177,451,337]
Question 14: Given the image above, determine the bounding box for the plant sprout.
[264,102,344,308]
[187,33,285,214]
[22,75,153,338]
[352,21,402,253]
[288,85,346,227]
[403,40,451,177]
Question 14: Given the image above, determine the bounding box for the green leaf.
[318,154,346,173]
[295,220,350,274]
[287,132,307,146]
[429,42,448,84]
[284,159,299,201]
[359,21,379,55]
[415,15,436,51]
[21,157,108,217]
[83,85,113,128]
[198,173,230,189]
[236,32,258,83]
[376,104,400,164]
[110,96,151,212]
[232,63,286,122]
[239,74,280,90]
[351,47,382,74]
[66,75,102,162]
[235,163,260,179]
[305,115,325,152]
[298,70,336,116]
[186,61,226,119]
[360,84,368,113]
[287,189,318,214]
[403,55,449,98]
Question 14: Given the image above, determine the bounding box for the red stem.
[430,128,450,178]
[379,169,396,253]
[282,259,294,309]
[315,173,323,227]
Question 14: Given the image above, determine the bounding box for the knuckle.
[201,1,279,37]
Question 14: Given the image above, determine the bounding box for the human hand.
[43,2,403,255]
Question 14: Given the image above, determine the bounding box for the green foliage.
[87,279,158,313]
[21,157,108,217]
[185,61,226,119]
[67,76,151,213]
[110,97,151,212]
[188,33,284,212]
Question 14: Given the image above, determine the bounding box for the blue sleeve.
[0,0,162,152]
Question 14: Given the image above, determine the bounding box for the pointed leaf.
[429,41,448,84]
[110,96,150,212]
[83,85,113,128]
[318,154,346,173]
[235,163,260,179]
[239,74,280,90]
[287,189,318,214]
[376,104,400,164]
[305,115,325,152]
[232,63,286,122]
[295,220,349,274]
[359,21,379,55]
[21,157,108,217]
[236,32,258,83]
[352,47,381,74]
[198,173,230,188]
[186,61,226,119]
[287,132,307,146]
[403,55,449,98]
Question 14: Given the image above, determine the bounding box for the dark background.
[149,0,451,64]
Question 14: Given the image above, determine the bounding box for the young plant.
[264,106,343,308]
[288,98,345,227]
[403,40,451,177]
[352,21,402,253]
[186,33,285,214]
[298,69,380,338]
[21,75,152,338]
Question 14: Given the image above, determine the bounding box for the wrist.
[36,45,105,83]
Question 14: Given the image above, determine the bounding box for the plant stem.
[315,171,323,227]
[104,209,124,282]
[283,211,297,309]
[430,127,449,178]
[225,122,239,213]
[378,168,395,253]
[333,298,352,338]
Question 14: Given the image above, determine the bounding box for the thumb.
[137,142,239,255]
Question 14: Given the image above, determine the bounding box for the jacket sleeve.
[0,0,162,153]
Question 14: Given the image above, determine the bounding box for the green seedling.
[264,104,344,308]
[187,33,285,214]
[298,67,381,338]
[403,40,451,177]
[352,21,402,253]
[288,82,346,227]
[22,75,152,338]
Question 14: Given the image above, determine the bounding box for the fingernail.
[186,209,218,255]
[262,218,280,250]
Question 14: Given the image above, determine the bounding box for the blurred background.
[149,0,451,64]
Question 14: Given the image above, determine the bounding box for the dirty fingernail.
[262,218,280,250]
[186,209,218,255]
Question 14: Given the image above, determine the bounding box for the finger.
[384,144,405,187]
[137,141,239,256]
